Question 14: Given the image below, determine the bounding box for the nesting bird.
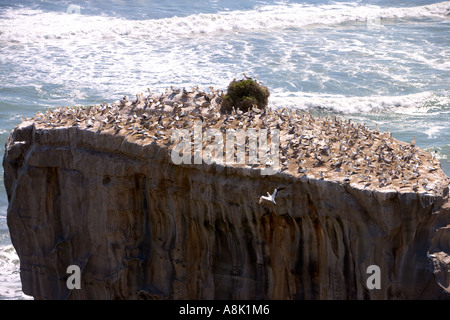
[28,85,443,195]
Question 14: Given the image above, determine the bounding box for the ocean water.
[0,0,449,299]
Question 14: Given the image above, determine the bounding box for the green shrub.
[220,77,270,114]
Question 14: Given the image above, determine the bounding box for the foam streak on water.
[1,2,449,39]
[0,244,32,300]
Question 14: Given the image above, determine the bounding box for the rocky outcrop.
[4,88,450,299]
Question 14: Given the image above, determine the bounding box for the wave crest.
[1,2,449,42]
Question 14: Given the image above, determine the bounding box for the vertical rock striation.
[3,88,450,299]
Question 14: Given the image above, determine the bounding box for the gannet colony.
[24,86,445,195]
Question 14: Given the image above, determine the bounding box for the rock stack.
[4,87,450,299]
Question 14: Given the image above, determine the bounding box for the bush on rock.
[220,77,270,114]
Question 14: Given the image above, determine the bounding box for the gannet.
[259,188,284,205]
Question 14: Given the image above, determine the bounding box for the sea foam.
[0,2,449,42]
[0,244,32,300]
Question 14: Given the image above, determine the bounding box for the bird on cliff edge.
[259,188,285,205]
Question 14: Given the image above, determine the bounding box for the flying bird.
[259,188,284,205]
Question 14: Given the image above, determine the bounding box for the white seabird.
[426,250,436,259]
[259,188,284,205]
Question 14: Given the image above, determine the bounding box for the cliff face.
[3,91,450,300]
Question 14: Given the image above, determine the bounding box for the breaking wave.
[1,1,449,42]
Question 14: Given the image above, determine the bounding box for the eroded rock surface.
[4,88,450,299]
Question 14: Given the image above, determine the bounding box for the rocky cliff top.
[23,86,448,195]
